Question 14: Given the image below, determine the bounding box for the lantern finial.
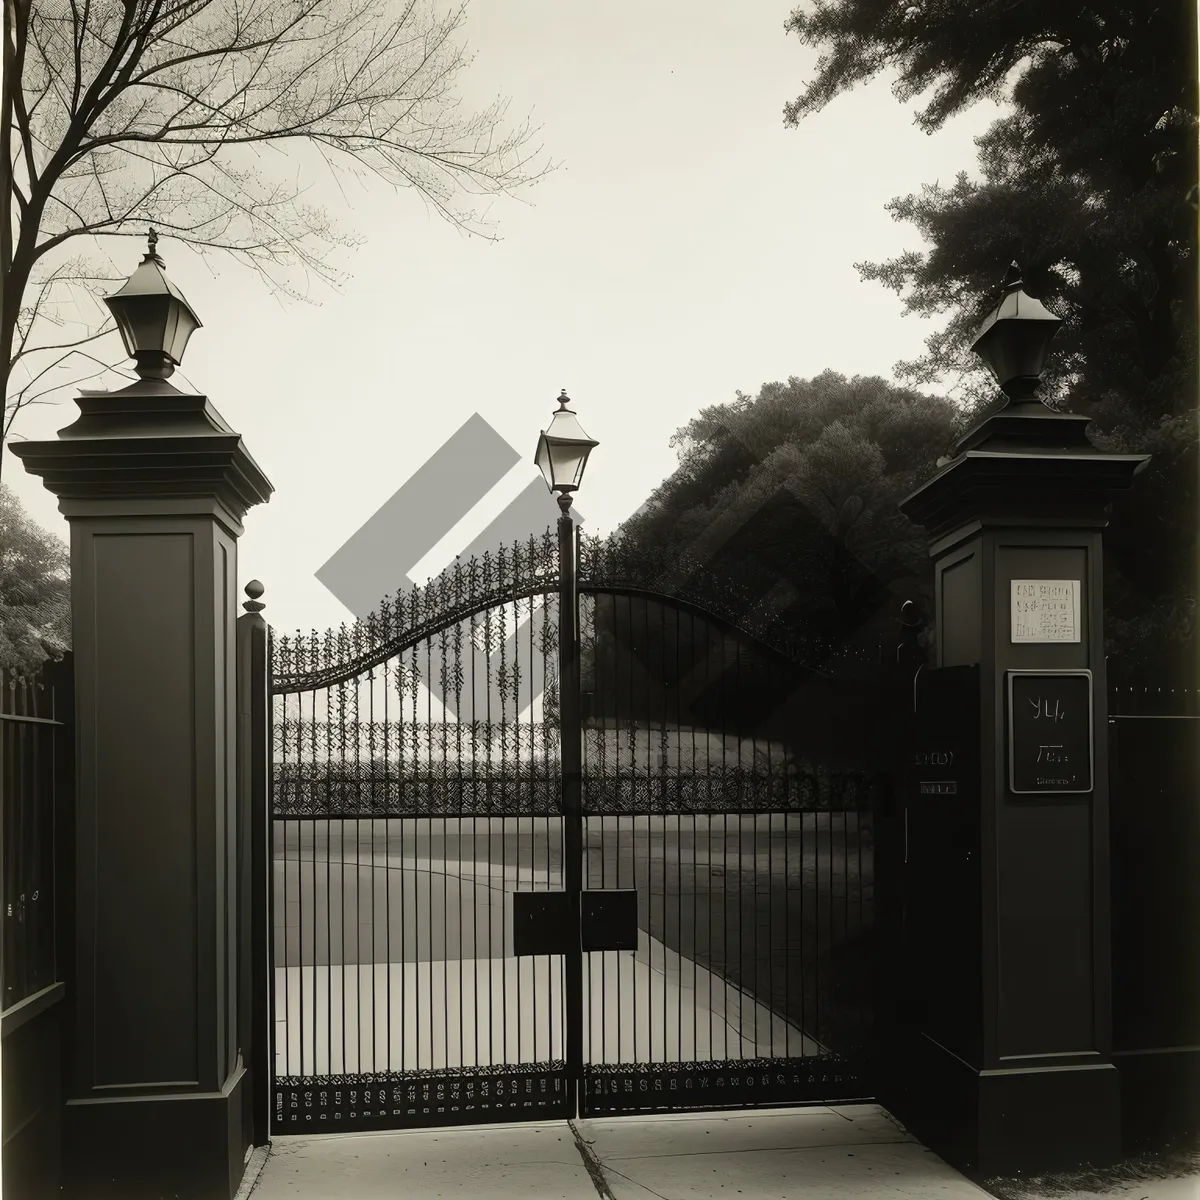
[103,234,202,381]
[970,262,1062,405]
[534,388,599,495]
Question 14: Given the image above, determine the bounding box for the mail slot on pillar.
[911,664,981,802]
[906,665,983,1064]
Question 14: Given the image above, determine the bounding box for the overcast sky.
[5,0,1006,638]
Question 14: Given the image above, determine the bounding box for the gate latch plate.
[512,889,571,956]
[581,889,639,952]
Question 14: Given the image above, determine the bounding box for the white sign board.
[1011,579,1081,643]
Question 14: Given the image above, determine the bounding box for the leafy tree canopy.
[618,371,957,663]
[0,483,70,677]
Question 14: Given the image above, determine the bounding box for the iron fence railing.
[0,656,73,1013]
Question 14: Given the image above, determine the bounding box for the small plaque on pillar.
[1007,670,1094,795]
[1011,579,1081,643]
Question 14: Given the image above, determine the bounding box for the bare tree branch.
[2,0,553,478]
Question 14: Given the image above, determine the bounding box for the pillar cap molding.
[8,377,273,527]
[901,405,1150,543]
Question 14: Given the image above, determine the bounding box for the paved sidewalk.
[241,1103,997,1199]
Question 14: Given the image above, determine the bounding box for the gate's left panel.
[268,588,570,1133]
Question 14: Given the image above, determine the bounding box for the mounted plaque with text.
[1007,670,1094,795]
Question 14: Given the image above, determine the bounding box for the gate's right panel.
[578,591,881,1117]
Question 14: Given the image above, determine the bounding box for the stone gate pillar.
[894,265,1149,1175]
[10,240,272,1200]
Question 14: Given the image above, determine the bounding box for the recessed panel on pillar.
[91,531,199,1088]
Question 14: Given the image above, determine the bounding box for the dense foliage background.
[0,484,70,677]
[615,372,958,665]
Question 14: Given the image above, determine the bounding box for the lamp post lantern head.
[104,228,203,380]
[970,262,1063,404]
[535,389,599,498]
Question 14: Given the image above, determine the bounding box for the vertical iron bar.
[337,682,347,1078]
[765,661,775,1059]
[29,713,43,998]
[559,506,584,1116]
[662,595,672,1065]
[721,627,729,1063]
[285,695,294,1085]
[369,673,377,1076]
[457,613,466,1074]
[600,595,609,1065]
[729,633,739,1056]
[0,698,9,1014]
[547,595,554,1075]
[690,611,698,1065]
[411,650,420,1074]
[469,614,479,1068]
[750,652,760,1063]
[384,662,393,1078]
[438,622,449,1073]
[673,604,683,1066]
[426,633,435,1071]
[815,771,822,1059]
[324,689,333,1079]
[628,590,638,1060]
[299,695,308,1082]
[525,593,534,1070]
[648,595,657,1065]
[782,660,792,1056]
[842,784,850,1053]
[615,596,624,1069]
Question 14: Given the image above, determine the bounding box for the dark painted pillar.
[894,399,1149,1176]
[10,378,273,1200]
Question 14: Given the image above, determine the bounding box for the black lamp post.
[534,389,597,1114]
[104,228,202,381]
[970,262,1063,406]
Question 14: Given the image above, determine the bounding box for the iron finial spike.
[1002,260,1023,289]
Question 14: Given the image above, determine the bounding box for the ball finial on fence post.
[243,580,266,613]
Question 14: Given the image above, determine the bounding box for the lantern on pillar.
[104,228,202,380]
[535,390,599,494]
[970,262,1063,404]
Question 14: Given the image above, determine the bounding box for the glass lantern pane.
[535,436,555,489]
[550,443,587,488]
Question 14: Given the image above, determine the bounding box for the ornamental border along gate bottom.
[264,530,890,1133]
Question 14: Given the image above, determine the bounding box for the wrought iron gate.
[266,531,886,1133]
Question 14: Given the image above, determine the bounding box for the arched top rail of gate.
[269,528,827,695]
